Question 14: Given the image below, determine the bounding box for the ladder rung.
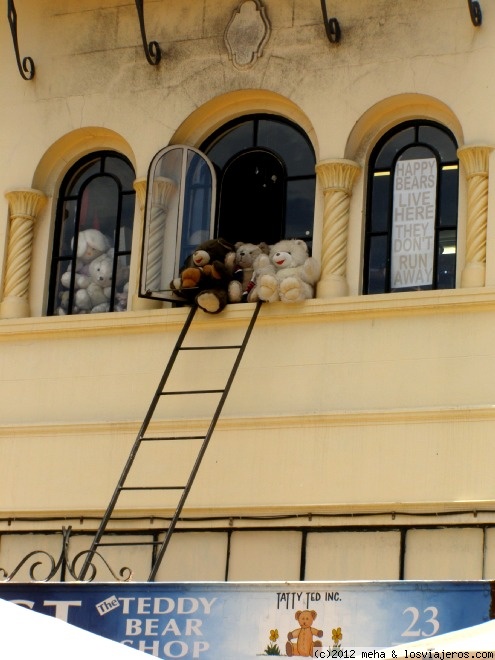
[120,486,185,491]
[180,345,242,351]
[140,435,205,442]
[161,389,224,395]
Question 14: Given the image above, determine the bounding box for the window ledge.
[1,287,495,341]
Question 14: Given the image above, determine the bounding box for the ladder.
[77,300,262,582]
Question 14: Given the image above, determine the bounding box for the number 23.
[402,606,440,637]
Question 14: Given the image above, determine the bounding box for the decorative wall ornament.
[7,0,35,80]
[468,0,482,27]
[135,0,161,65]
[224,0,271,70]
[320,0,341,44]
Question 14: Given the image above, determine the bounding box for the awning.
[0,598,149,660]
[385,619,495,659]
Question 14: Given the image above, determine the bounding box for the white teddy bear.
[58,229,111,313]
[74,251,113,313]
[251,238,320,303]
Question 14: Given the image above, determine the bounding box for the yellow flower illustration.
[332,627,343,644]
[269,629,279,642]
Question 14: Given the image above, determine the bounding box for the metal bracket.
[320,0,341,43]
[7,0,35,80]
[467,0,482,27]
[135,0,162,65]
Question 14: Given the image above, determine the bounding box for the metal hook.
[135,0,162,66]
[467,0,482,27]
[7,0,35,80]
[320,0,341,44]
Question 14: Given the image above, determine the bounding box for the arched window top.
[364,121,459,295]
[48,151,135,315]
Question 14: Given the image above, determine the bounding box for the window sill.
[1,287,495,341]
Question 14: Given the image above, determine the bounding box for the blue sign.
[0,581,492,658]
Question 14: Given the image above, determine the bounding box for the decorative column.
[0,188,46,319]
[458,145,494,288]
[131,176,177,311]
[315,158,361,298]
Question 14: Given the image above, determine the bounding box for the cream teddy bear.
[251,239,320,303]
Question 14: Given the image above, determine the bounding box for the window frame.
[363,120,459,295]
[47,150,136,316]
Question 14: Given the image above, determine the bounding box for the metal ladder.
[77,300,262,582]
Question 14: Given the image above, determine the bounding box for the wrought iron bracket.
[7,0,35,80]
[468,0,482,27]
[320,0,341,44]
[135,0,162,65]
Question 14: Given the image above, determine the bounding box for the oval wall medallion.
[224,0,271,70]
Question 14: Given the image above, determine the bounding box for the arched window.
[48,152,135,315]
[363,121,459,294]
[140,115,316,300]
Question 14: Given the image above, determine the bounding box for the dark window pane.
[206,121,255,170]
[58,199,78,257]
[374,127,415,169]
[436,229,457,288]
[66,160,101,196]
[104,156,135,190]
[438,167,459,227]
[369,173,391,233]
[257,120,315,177]
[82,176,120,241]
[419,126,458,162]
[285,179,316,242]
[366,235,388,294]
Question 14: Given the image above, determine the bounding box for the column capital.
[457,145,494,178]
[5,188,47,220]
[315,159,361,194]
[133,178,147,211]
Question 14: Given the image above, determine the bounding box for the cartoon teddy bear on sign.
[286,609,323,657]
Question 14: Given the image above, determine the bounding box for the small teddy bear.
[228,242,270,303]
[286,610,323,657]
[58,229,112,313]
[250,238,320,303]
[75,251,113,313]
[170,238,236,314]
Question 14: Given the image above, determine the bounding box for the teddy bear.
[72,249,129,313]
[250,238,320,303]
[58,229,112,314]
[227,242,270,303]
[286,610,323,657]
[170,238,236,314]
[74,251,113,313]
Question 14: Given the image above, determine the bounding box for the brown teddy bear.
[286,610,323,657]
[170,238,235,314]
[227,242,270,303]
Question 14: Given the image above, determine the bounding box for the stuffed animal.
[286,610,323,657]
[250,239,320,303]
[170,238,236,314]
[58,229,112,313]
[75,251,113,313]
[228,242,270,303]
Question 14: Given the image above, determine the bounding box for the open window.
[363,121,459,294]
[140,115,316,301]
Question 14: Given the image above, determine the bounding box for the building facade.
[1,0,495,585]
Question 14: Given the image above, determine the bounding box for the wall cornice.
[2,287,495,341]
